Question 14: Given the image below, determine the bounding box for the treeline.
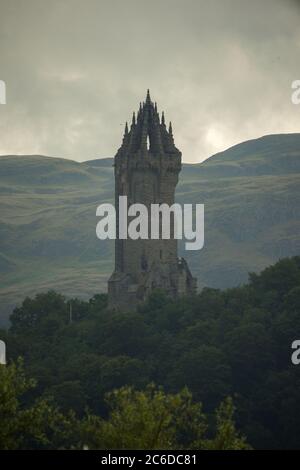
[0,361,248,450]
[1,256,300,449]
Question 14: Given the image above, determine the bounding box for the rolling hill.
[0,133,299,324]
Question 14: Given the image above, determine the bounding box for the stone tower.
[108,90,197,310]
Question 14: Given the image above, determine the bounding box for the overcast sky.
[0,0,300,163]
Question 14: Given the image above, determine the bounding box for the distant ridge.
[84,157,114,167]
[206,133,300,162]
[0,133,299,325]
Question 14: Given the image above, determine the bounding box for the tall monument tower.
[108,91,196,310]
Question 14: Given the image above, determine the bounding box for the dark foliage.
[3,257,300,449]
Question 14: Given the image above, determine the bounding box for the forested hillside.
[1,256,300,449]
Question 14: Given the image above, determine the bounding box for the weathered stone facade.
[108,91,197,310]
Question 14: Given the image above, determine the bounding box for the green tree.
[202,398,250,450]
[10,291,68,333]
[0,359,78,449]
[79,385,249,450]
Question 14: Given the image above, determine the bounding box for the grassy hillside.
[0,133,299,324]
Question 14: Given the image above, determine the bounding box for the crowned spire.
[117,92,178,156]
[146,89,151,104]
[131,112,136,126]
[121,121,130,148]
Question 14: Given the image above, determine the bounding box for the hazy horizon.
[1,130,300,165]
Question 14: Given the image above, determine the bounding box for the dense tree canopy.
[1,256,300,449]
[0,361,248,450]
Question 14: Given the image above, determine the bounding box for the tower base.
[108,257,197,311]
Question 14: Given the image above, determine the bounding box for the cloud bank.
[0,0,300,162]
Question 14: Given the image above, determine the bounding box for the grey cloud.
[0,0,300,162]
